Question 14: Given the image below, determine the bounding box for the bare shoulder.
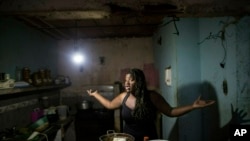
[116,92,127,101]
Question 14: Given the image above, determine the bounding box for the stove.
[75,109,114,141]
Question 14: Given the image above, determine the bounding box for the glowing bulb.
[72,52,84,64]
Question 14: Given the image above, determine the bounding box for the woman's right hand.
[86,89,98,97]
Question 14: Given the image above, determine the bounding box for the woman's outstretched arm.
[86,89,125,109]
[151,92,215,117]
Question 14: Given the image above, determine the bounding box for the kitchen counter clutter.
[33,115,74,141]
[0,114,74,141]
[0,82,72,137]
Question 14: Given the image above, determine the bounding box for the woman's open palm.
[193,96,215,108]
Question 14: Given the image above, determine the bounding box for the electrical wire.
[220,39,227,68]
[38,133,49,141]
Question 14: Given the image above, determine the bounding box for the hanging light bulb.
[72,20,85,65]
[72,52,84,64]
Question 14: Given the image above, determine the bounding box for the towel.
[53,129,62,141]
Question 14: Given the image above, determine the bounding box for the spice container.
[45,69,52,85]
[22,67,32,84]
[39,69,47,85]
[32,72,42,86]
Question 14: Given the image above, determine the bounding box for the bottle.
[15,66,21,81]
[22,67,32,84]
[144,136,149,141]
[41,96,49,108]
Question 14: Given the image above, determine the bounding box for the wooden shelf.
[0,84,70,96]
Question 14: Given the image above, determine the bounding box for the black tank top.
[122,93,158,141]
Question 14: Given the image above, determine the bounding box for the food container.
[29,116,49,132]
[99,130,134,141]
[57,105,69,120]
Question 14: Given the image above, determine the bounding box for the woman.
[87,68,215,141]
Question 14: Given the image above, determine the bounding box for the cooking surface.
[76,109,114,119]
[75,109,115,141]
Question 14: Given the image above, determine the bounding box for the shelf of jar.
[0,84,70,96]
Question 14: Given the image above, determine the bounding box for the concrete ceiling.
[1,0,250,40]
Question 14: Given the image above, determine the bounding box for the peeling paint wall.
[153,16,250,141]
[235,17,250,118]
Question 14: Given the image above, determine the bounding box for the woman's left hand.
[193,96,215,109]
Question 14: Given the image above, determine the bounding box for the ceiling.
[1,0,250,40]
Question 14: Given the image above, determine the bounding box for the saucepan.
[77,100,92,110]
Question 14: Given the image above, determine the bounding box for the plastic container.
[30,116,49,132]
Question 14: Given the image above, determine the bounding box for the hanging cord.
[159,16,180,35]
[38,133,49,141]
[73,20,79,51]
[220,32,227,68]
[198,17,241,68]
[173,16,180,35]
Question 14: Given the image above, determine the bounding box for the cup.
[57,105,68,120]
[4,73,10,80]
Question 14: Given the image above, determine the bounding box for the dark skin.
[87,73,215,117]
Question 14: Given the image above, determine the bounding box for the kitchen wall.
[0,18,59,78]
[0,18,62,131]
[57,37,154,97]
[57,37,154,86]
[153,16,250,141]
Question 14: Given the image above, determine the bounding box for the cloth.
[64,120,76,141]
[53,129,62,141]
[121,93,158,141]
[143,63,159,89]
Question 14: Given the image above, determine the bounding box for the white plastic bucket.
[57,105,68,120]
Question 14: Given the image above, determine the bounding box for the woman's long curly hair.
[129,68,156,121]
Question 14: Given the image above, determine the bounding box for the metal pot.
[149,139,169,141]
[99,130,135,141]
[78,100,91,110]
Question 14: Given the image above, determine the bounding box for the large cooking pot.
[99,130,134,141]
[77,100,92,110]
[149,139,169,141]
